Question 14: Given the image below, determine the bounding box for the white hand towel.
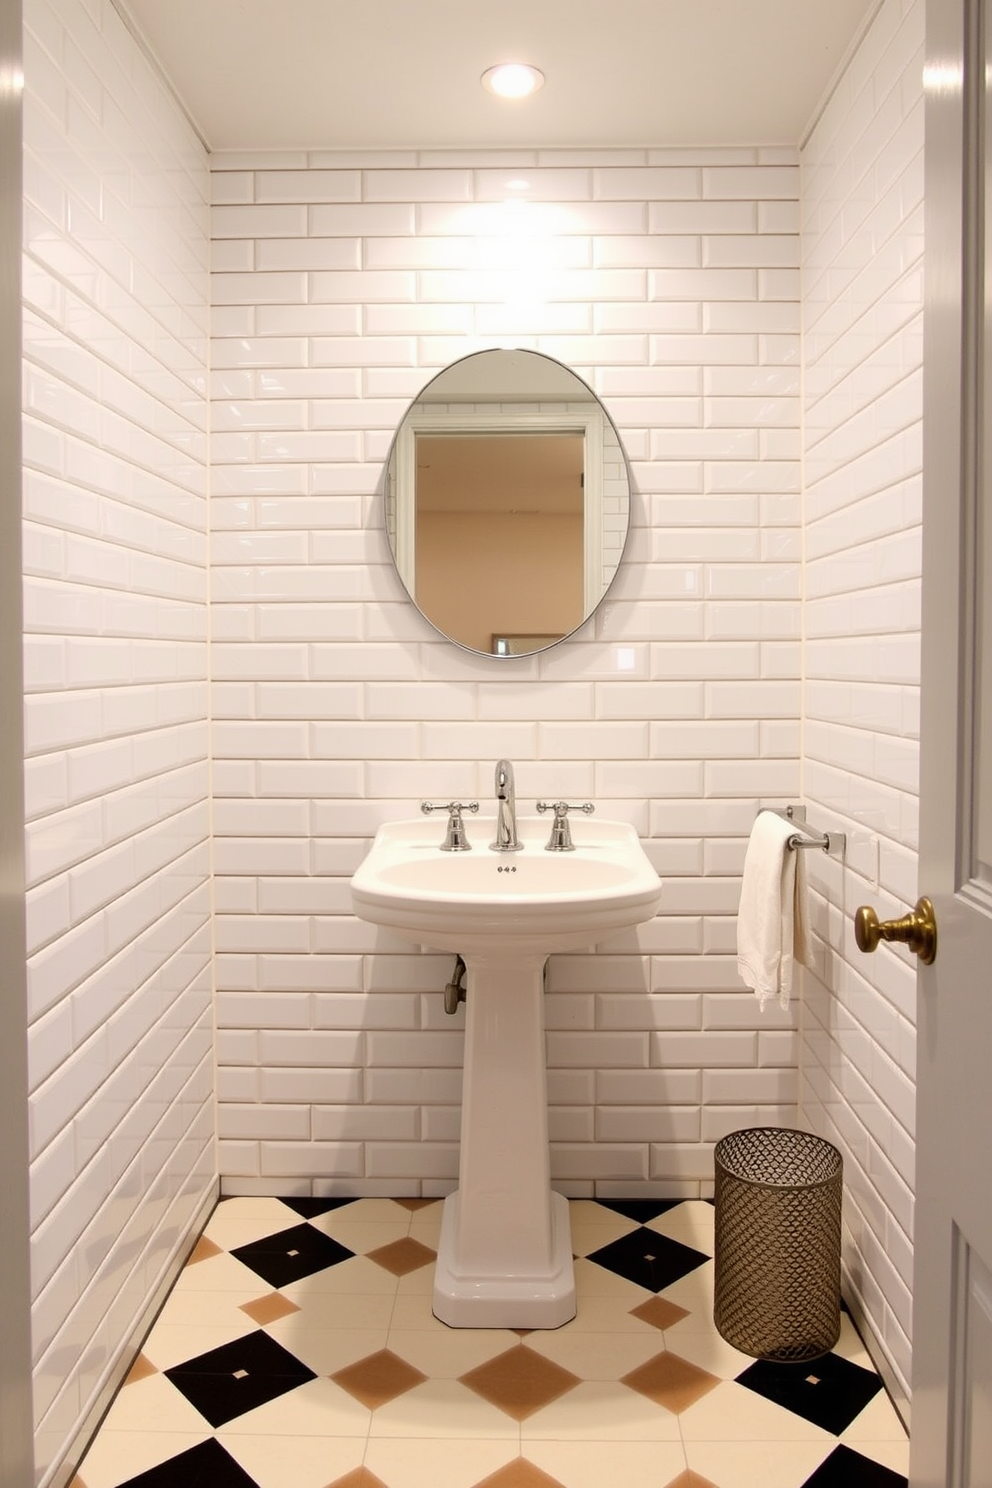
[737,811,813,1011]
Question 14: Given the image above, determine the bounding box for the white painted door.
[911,0,992,1481]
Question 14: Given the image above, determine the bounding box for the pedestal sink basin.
[351,815,662,1328]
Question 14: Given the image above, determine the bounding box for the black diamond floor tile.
[799,1444,908,1487]
[279,1196,360,1220]
[117,1437,261,1487]
[595,1198,683,1224]
[164,1329,316,1428]
[736,1352,883,1435]
[585,1224,709,1292]
[230,1221,354,1287]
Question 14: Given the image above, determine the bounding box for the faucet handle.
[421,800,479,852]
[536,800,595,852]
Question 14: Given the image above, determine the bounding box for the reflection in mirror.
[384,350,630,656]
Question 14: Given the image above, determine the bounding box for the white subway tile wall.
[800,0,923,1406]
[209,145,803,1204]
[22,0,213,1480]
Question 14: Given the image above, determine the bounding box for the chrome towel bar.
[765,805,846,858]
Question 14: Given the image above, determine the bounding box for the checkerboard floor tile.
[72,1198,909,1488]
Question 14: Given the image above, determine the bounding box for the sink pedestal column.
[432,951,575,1329]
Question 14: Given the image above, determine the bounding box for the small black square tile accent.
[595,1199,683,1224]
[799,1444,908,1487]
[230,1221,354,1287]
[118,1437,261,1487]
[736,1353,883,1435]
[164,1328,316,1428]
[279,1196,359,1220]
[585,1225,708,1293]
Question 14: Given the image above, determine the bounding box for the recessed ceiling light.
[481,63,545,100]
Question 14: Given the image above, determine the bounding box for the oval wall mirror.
[383,349,631,656]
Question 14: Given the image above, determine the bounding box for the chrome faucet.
[491,759,522,852]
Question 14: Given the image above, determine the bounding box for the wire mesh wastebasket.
[713,1127,843,1363]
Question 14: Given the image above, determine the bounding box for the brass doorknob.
[854,897,937,964]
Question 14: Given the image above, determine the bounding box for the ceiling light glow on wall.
[481,63,545,99]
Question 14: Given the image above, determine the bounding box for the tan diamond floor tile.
[459,1345,581,1421]
[664,1473,721,1488]
[240,1291,301,1325]
[366,1236,437,1276]
[523,1440,689,1488]
[368,1380,521,1440]
[332,1348,428,1410]
[74,1431,210,1488]
[393,1198,437,1212]
[683,1439,834,1488]
[474,1459,567,1488]
[186,1235,223,1264]
[520,1381,684,1442]
[525,1328,673,1382]
[219,1430,367,1488]
[386,1327,520,1378]
[620,1350,721,1413]
[365,1437,519,1488]
[123,1353,158,1385]
[629,1296,691,1331]
[326,1470,390,1488]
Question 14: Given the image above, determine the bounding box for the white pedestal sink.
[351,814,662,1328]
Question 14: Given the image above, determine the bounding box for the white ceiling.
[121,0,880,154]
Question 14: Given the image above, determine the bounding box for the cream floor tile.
[551,1291,660,1332]
[384,1327,519,1377]
[524,1437,689,1488]
[645,1201,715,1254]
[841,1390,911,1443]
[407,1211,443,1245]
[309,1217,415,1253]
[319,1198,416,1225]
[202,1199,304,1248]
[215,1375,372,1437]
[153,1282,271,1330]
[525,1328,671,1381]
[841,1439,912,1475]
[831,1314,877,1370]
[520,1380,683,1442]
[168,1249,273,1295]
[678,1381,837,1444]
[656,1261,717,1316]
[661,1317,755,1379]
[683,1438,835,1487]
[96,1373,211,1435]
[263,1318,391,1374]
[368,1379,521,1441]
[393,1260,436,1295]
[219,1431,367,1488]
[571,1256,657,1303]
[389,1289,463,1332]
[140,1319,259,1371]
[568,1201,638,1234]
[74,1430,210,1488]
[281,1254,401,1296]
[569,1217,639,1256]
[277,1287,397,1329]
[364,1436,519,1488]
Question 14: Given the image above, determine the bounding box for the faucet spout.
[491,759,522,852]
